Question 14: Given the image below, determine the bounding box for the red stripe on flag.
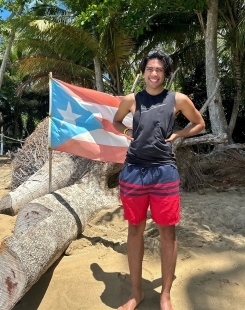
[97,117,125,135]
[54,139,128,163]
[56,79,121,108]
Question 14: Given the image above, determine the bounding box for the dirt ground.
[0,156,12,198]
[0,155,245,310]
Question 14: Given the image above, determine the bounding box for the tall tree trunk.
[228,50,243,141]
[0,4,25,89]
[0,29,15,89]
[93,55,104,92]
[205,0,228,136]
[218,0,244,142]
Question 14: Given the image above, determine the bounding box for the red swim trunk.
[119,165,180,225]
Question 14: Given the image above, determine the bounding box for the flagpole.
[48,72,53,193]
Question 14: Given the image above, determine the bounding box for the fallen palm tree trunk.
[10,118,49,190]
[0,154,95,215]
[175,133,228,191]
[180,133,228,147]
[0,162,120,310]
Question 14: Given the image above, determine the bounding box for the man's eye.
[146,68,163,73]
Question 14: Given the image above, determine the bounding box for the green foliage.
[0,66,48,147]
[176,61,209,130]
[0,0,244,144]
[0,0,59,17]
[10,1,136,95]
[0,0,24,14]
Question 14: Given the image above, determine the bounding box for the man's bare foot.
[160,292,174,310]
[118,292,144,310]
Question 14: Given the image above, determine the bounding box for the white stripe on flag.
[71,129,130,147]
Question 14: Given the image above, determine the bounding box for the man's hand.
[165,133,179,143]
[125,129,134,141]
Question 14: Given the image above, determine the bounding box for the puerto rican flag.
[49,78,132,163]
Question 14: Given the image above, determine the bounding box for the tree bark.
[93,55,104,92]
[228,50,243,140]
[205,0,228,136]
[0,155,95,215]
[0,164,120,310]
[0,4,25,89]
[180,133,228,147]
[0,29,16,89]
[172,79,220,152]
[176,147,195,189]
[218,0,244,142]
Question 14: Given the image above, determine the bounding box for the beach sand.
[0,156,245,310]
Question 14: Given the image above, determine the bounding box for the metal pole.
[48,72,53,193]
[48,148,52,193]
[0,126,3,155]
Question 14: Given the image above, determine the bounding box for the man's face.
[143,58,165,90]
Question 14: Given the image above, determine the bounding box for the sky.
[0,9,10,20]
[1,1,65,20]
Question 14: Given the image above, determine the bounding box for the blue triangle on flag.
[51,80,103,148]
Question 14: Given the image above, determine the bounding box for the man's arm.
[166,92,205,143]
[113,93,135,140]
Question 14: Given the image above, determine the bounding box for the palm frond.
[15,56,95,94]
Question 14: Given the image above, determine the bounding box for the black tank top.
[125,89,176,167]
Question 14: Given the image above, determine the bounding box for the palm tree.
[11,3,135,96]
[0,2,25,89]
[218,0,245,141]
[14,19,97,94]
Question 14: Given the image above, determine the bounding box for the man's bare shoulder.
[122,93,135,103]
[120,93,136,111]
[175,91,195,112]
[175,91,191,102]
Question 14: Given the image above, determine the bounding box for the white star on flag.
[57,102,81,127]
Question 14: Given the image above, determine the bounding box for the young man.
[113,51,205,310]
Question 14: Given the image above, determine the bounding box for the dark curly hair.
[140,50,173,78]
